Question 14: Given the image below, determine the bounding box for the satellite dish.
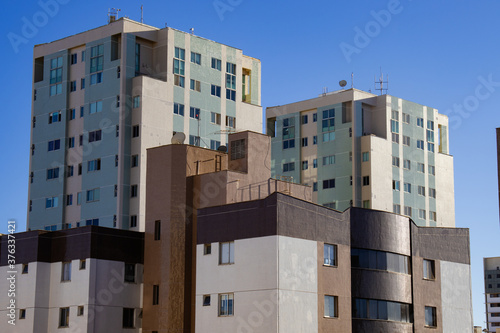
[171,132,186,144]
[339,80,347,88]
[217,145,227,153]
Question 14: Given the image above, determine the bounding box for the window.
[129,215,138,228]
[59,307,70,327]
[302,160,308,170]
[402,112,410,124]
[362,176,369,186]
[283,161,295,172]
[211,57,221,71]
[324,295,338,318]
[204,244,212,255]
[68,137,75,148]
[313,182,318,192]
[86,188,100,202]
[362,152,369,162]
[66,194,73,206]
[81,78,85,90]
[70,80,76,92]
[190,107,200,119]
[417,117,424,127]
[423,259,435,280]
[122,308,135,328]
[81,50,85,61]
[313,113,317,122]
[218,293,234,316]
[173,102,184,116]
[77,306,84,316]
[211,112,221,125]
[351,248,411,274]
[301,137,308,147]
[131,185,138,198]
[392,133,399,143]
[428,165,435,175]
[124,263,136,283]
[428,143,435,152]
[230,139,245,160]
[135,43,140,75]
[219,241,234,265]
[418,185,425,196]
[116,124,119,137]
[154,220,161,240]
[429,188,436,198]
[323,155,335,166]
[404,206,412,217]
[191,52,201,65]
[77,192,82,205]
[403,159,411,170]
[61,262,71,281]
[226,62,236,101]
[114,185,117,197]
[49,111,61,124]
[131,155,139,167]
[226,115,236,128]
[87,158,101,172]
[189,135,200,146]
[132,125,140,138]
[174,47,185,87]
[391,110,399,121]
[115,155,119,167]
[323,202,336,209]
[211,84,221,97]
[209,140,220,150]
[322,109,335,142]
[393,204,401,214]
[363,200,370,208]
[153,285,160,305]
[352,298,410,323]
[324,244,337,266]
[80,106,84,117]
[430,211,437,221]
[78,163,82,175]
[133,96,141,108]
[88,130,102,142]
[392,156,400,167]
[68,108,76,120]
[301,114,308,124]
[393,180,400,191]
[313,135,317,145]
[425,306,437,327]
[323,178,335,189]
[203,295,211,306]
[417,163,425,173]
[404,183,411,193]
[282,117,295,149]
[90,44,104,85]
[403,135,410,146]
[19,309,26,319]
[70,53,77,64]
[46,167,59,180]
[22,264,28,274]
[80,259,86,270]
[49,56,63,96]
[46,196,58,208]
[190,79,201,92]
[419,209,426,219]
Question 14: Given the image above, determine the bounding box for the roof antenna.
[374,68,388,95]
[351,72,354,89]
[189,28,195,35]
[108,8,121,24]
[141,5,144,23]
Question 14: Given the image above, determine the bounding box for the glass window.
[324,244,337,266]
[211,57,221,71]
[218,293,234,316]
[423,259,435,280]
[61,262,71,281]
[219,241,234,265]
[59,307,69,327]
[425,306,437,327]
[122,308,135,328]
[324,295,338,318]
[124,263,135,283]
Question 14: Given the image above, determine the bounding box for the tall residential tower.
[28,18,262,232]
[266,88,454,227]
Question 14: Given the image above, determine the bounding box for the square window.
[203,295,211,306]
[211,58,221,71]
[124,263,135,283]
[191,52,201,65]
[362,200,370,208]
[59,307,70,327]
[323,244,337,266]
[425,306,437,327]
[190,79,201,92]
[190,107,201,119]
[173,102,184,116]
[218,293,234,316]
[211,84,221,97]
[122,308,135,328]
[324,295,338,318]
[219,241,234,265]
[393,204,401,214]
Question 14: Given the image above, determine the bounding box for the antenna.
[171,132,186,144]
[339,80,347,89]
[189,28,195,35]
[322,87,328,96]
[108,8,121,23]
[374,68,388,95]
[141,5,143,23]
[351,72,354,89]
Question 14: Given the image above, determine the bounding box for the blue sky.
[1,0,499,328]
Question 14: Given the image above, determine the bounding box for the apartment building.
[484,257,500,333]
[195,193,472,333]
[28,17,262,232]
[0,226,144,333]
[266,88,454,227]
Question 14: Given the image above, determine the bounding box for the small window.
[324,295,338,318]
[204,244,212,255]
[393,204,401,214]
[203,295,211,306]
[362,200,370,208]
[219,241,234,265]
[19,309,26,319]
[362,152,369,162]
[132,125,140,138]
[211,57,221,71]
[80,259,86,270]
[425,306,437,327]
[122,308,135,328]
[190,107,200,119]
[323,178,335,189]
[173,103,185,116]
[191,52,201,65]
[124,263,135,283]
[362,176,369,186]
[133,96,140,108]
[77,306,84,316]
[131,155,139,167]
[211,84,221,97]
[154,220,161,240]
[323,244,337,266]
[301,114,308,124]
[131,185,138,198]
[59,307,70,327]
[301,137,308,147]
[230,139,245,160]
[190,79,201,92]
[393,180,400,191]
[153,285,160,305]
[130,215,137,228]
[218,293,234,316]
[61,262,71,281]
[22,264,28,274]
[423,259,435,280]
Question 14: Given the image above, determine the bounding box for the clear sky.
[1,0,499,328]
